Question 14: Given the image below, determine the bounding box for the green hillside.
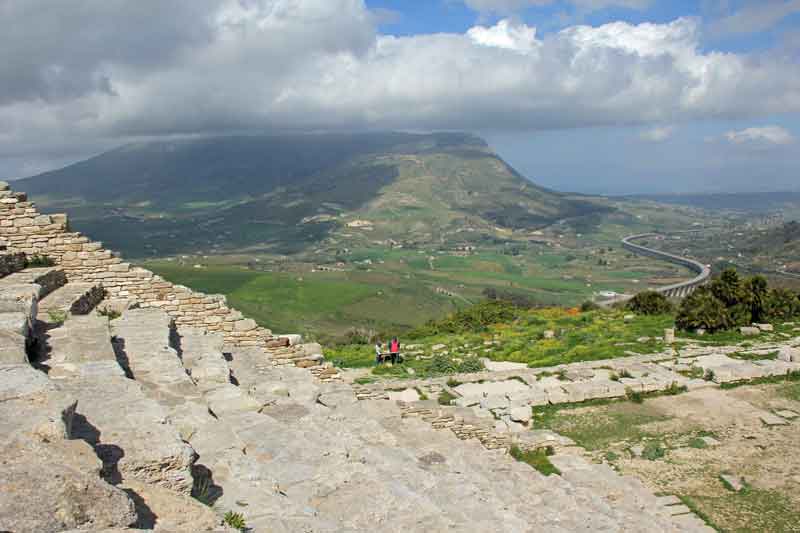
[18,132,607,258]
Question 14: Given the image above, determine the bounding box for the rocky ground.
[2,249,799,531]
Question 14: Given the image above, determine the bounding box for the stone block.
[740,326,760,336]
[233,318,257,332]
[509,406,531,424]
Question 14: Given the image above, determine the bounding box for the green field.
[146,239,688,341]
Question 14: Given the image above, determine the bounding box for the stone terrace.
[0,209,722,531]
[0,182,336,378]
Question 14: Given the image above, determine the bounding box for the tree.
[676,287,730,332]
[742,275,769,323]
[709,268,742,307]
[626,290,673,315]
[766,288,800,320]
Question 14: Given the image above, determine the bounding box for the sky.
[0,1,799,194]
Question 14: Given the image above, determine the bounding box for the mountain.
[17,132,608,258]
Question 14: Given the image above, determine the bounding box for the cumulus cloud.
[467,18,540,52]
[724,126,796,146]
[1,1,800,177]
[639,125,674,142]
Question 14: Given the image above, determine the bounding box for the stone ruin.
[0,181,739,532]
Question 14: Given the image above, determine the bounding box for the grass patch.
[438,390,456,405]
[642,441,666,461]
[509,445,561,476]
[685,488,800,533]
[414,387,429,401]
[532,400,670,451]
[688,437,708,449]
[776,381,800,402]
[729,350,778,361]
[677,496,722,532]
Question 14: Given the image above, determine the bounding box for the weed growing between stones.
[509,445,560,476]
[679,366,705,379]
[98,307,121,321]
[47,309,67,325]
[26,254,55,267]
[729,350,778,361]
[626,388,644,403]
[642,441,665,461]
[438,390,456,405]
[688,437,708,449]
[223,510,247,531]
[414,387,429,401]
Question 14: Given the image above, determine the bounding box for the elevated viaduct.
[606,233,711,304]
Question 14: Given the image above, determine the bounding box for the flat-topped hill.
[17,132,607,257]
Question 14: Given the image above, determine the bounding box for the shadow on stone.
[169,324,183,361]
[191,464,223,506]
[96,443,125,485]
[111,336,135,379]
[123,487,158,529]
[71,411,101,445]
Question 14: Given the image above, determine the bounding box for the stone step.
[37,281,104,322]
[0,364,139,533]
[0,282,39,365]
[178,326,231,391]
[0,266,66,298]
[110,309,200,407]
[55,368,197,495]
[30,308,199,497]
[40,314,117,377]
[548,454,710,531]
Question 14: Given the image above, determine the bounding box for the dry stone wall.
[0,183,273,351]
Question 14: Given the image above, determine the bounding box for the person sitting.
[375,340,383,365]
[389,337,400,364]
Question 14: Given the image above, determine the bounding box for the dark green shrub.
[709,268,743,307]
[766,288,800,320]
[742,275,769,323]
[580,300,600,312]
[458,356,485,373]
[676,287,730,333]
[626,290,673,315]
[429,353,458,374]
[409,300,520,337]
